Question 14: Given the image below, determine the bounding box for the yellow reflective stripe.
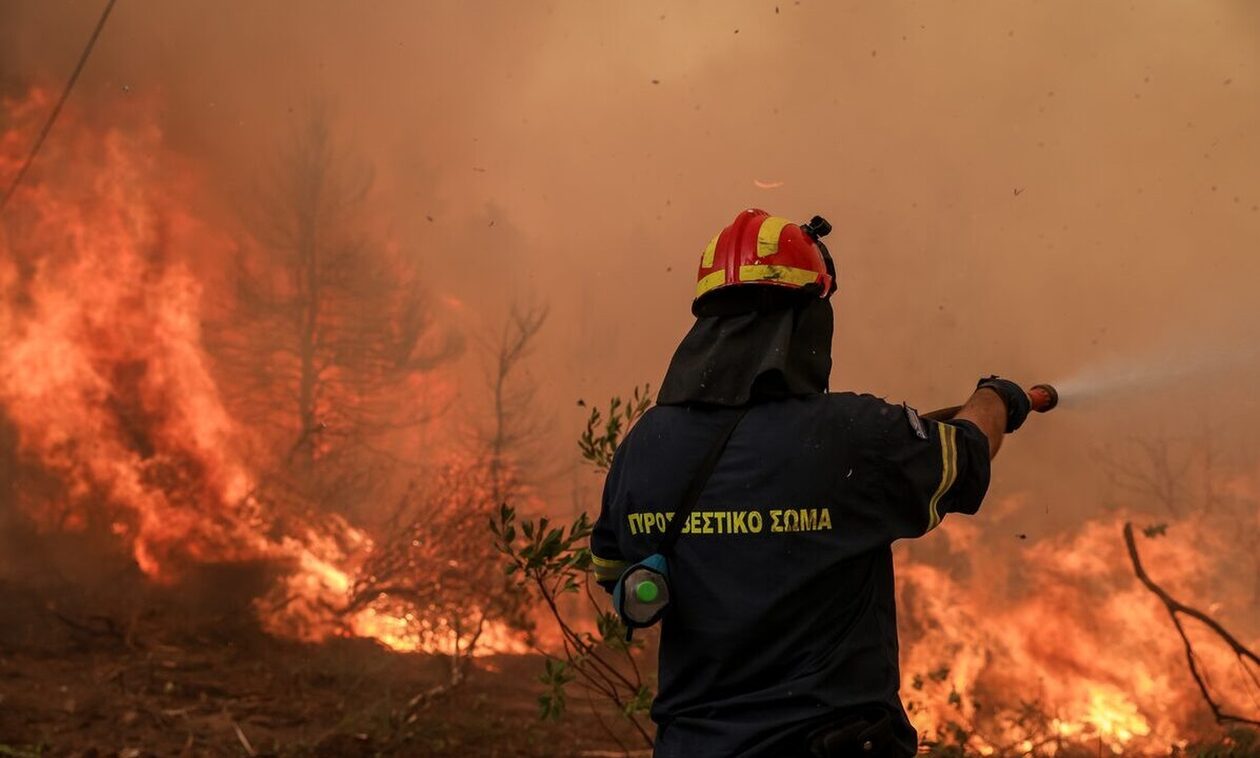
[756,216,791,257]
[591,554,626,568]
[699,264,822,298]
[738,264,821,287]
[696,269,727,297]
[926,424,958,531]
[701,233,721,268]
[591,553,628,581]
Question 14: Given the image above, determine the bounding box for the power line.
[0,0,118,214]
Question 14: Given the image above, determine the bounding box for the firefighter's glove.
[975,376,1031,433]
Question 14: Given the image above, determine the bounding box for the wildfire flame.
[0,87,521,657]
[898,510,1257,754]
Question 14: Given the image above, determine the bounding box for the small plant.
[577,385,652,473]
[490,387,655,748]
[489,502,654,747]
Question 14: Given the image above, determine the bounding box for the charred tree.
[483,303,549,505]
[209,108,461,517]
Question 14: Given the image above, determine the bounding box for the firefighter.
[590,209,1031,757]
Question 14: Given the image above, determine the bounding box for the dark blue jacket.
[591,392,990,757]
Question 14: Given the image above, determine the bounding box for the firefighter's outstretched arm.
[953,389,1009,458]
[953,377,1031,459]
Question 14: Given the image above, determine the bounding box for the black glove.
[976,376,1031,433]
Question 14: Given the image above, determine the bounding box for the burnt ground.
[0,580,651,758]
[2,554,1252,758]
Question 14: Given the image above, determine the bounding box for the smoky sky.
[4,1,1260,534]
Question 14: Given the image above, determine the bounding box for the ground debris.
[0,592,642,756]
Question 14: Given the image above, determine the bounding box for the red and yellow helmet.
[694,209,835,307]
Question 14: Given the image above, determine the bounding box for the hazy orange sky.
[4,0,1260,533]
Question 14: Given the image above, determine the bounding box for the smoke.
[1,0,1256,560]
[4,1,1259,420]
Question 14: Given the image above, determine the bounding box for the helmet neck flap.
[657,286,833,407]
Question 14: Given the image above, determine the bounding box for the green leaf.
[538,692,566,721]
[623,685,653,716]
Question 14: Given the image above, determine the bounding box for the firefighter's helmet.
[694,209,835,309]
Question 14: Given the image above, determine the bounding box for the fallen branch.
[1123,522,1260,727]
[230,717,257,757]
[50,610,123,641]
[401,668,470,724]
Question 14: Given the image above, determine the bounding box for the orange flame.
[899,509,1256,753]
[0,87,522,657]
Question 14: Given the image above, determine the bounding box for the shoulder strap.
[658,406,750,555]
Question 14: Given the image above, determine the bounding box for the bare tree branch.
[1123,522,1260,728]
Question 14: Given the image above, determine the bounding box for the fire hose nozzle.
[1028,384,1058,413]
